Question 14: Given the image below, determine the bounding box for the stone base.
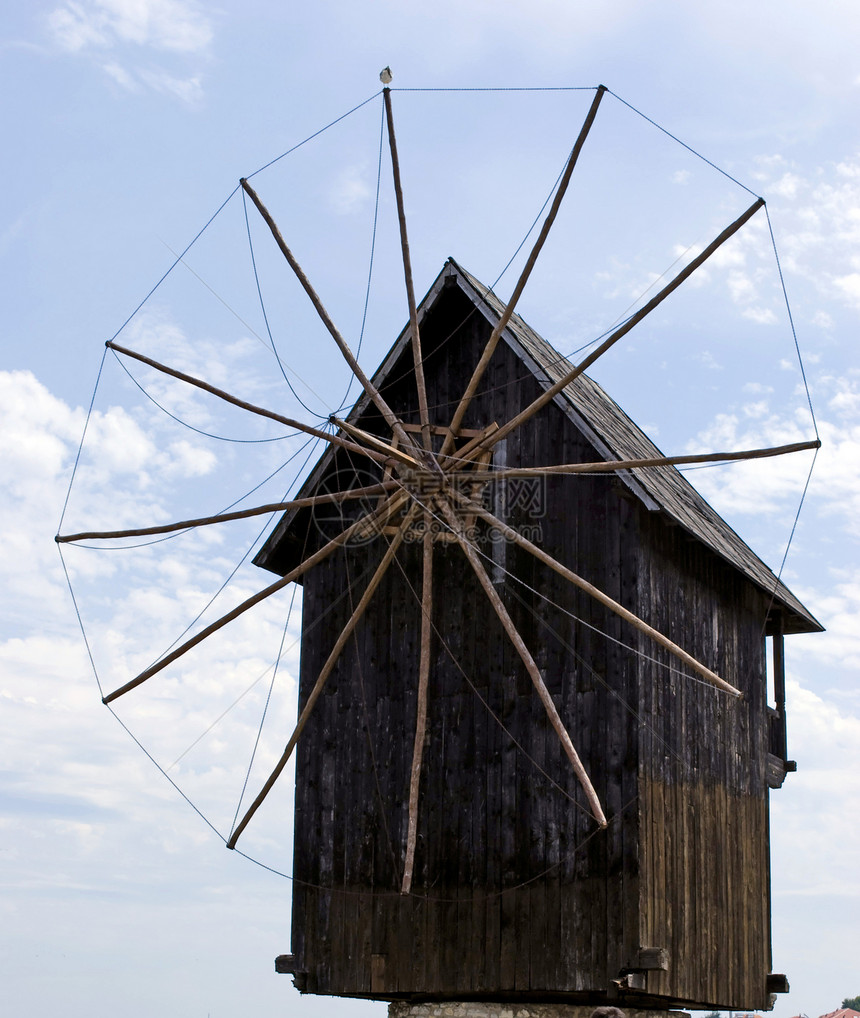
[388,1006,690,1018]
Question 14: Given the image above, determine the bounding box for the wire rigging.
[106,185,242,350]
[765,205,819,438]
[61,81,820,893]
[242,189,328,417]
[245,90,383,180]
[332,96,387,415]
[229,583,299,833]
[605,88,759,197]
[57,346,108,533]
[109,345,302,445]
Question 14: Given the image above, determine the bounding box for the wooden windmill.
[58,84,822,1013]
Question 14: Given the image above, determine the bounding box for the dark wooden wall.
[286,284,774,1008]
[636,520,772,1008]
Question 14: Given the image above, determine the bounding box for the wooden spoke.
[460,439,822,483]
[56,482,400,544]
[383,87,432,454]
[240,178,417,455]
[227,502,419,850]
[330,415,423,470]
[437,499,608,828]
[107,341,390,466]
[476,197,767,454]
[462,496,742,698]
[101,491,409,705]
[439,85,607,457]
[401,516,434,894]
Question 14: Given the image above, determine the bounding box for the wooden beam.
[106,341,389,465]
[101,491,409,704]
[464,497,742,698]
[56,481,399,543]
[437,499,608,828]
[438,421,500,471]
[227,504,418,849]
[401,517,434,894]
[479,197,767,453]
[240,177,417,455]
[383,87,432,454]
[439,85,607,457]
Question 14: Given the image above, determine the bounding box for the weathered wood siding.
[635,519,772,1009]
[287,284,773,1007]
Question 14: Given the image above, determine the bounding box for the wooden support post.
[772,612,787,760]
[437,500,608,827]
[383,87,432,454]
[227,503,419,849]
[401,517,434,894]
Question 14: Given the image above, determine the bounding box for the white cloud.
[47,0,212,54]
[755,152,860,312]
[328,164,372,216]
[47,0,211,104]
[0,362,302,856]
[138,66,203,105]
[742,305,778,324]
[833,271,860,308]
[48,1,111,50]
[689,376,860,527]
[102,59,138,90]
[771,676,860,897]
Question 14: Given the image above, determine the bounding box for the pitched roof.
[257,258,822,635]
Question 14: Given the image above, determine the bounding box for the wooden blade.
[437,499,608,828]
[478,197,766,453]
[461,439,822,483]
[439,85,607,457]
[106,341,390,465]
[383,87,432,454]
[330,415,422,469]
[101,491,409,704]
[463,496,741,698]
[401,518,434,894]
[240,178,417,455]
[227,503,418,850]
[56,482,399,543]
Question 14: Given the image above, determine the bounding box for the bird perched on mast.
[379,66,392,84]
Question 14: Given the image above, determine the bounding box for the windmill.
[58,81,821,1014]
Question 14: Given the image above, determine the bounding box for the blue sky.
[2,3,859,1017]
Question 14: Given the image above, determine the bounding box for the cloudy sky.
[2,2,859,1017]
